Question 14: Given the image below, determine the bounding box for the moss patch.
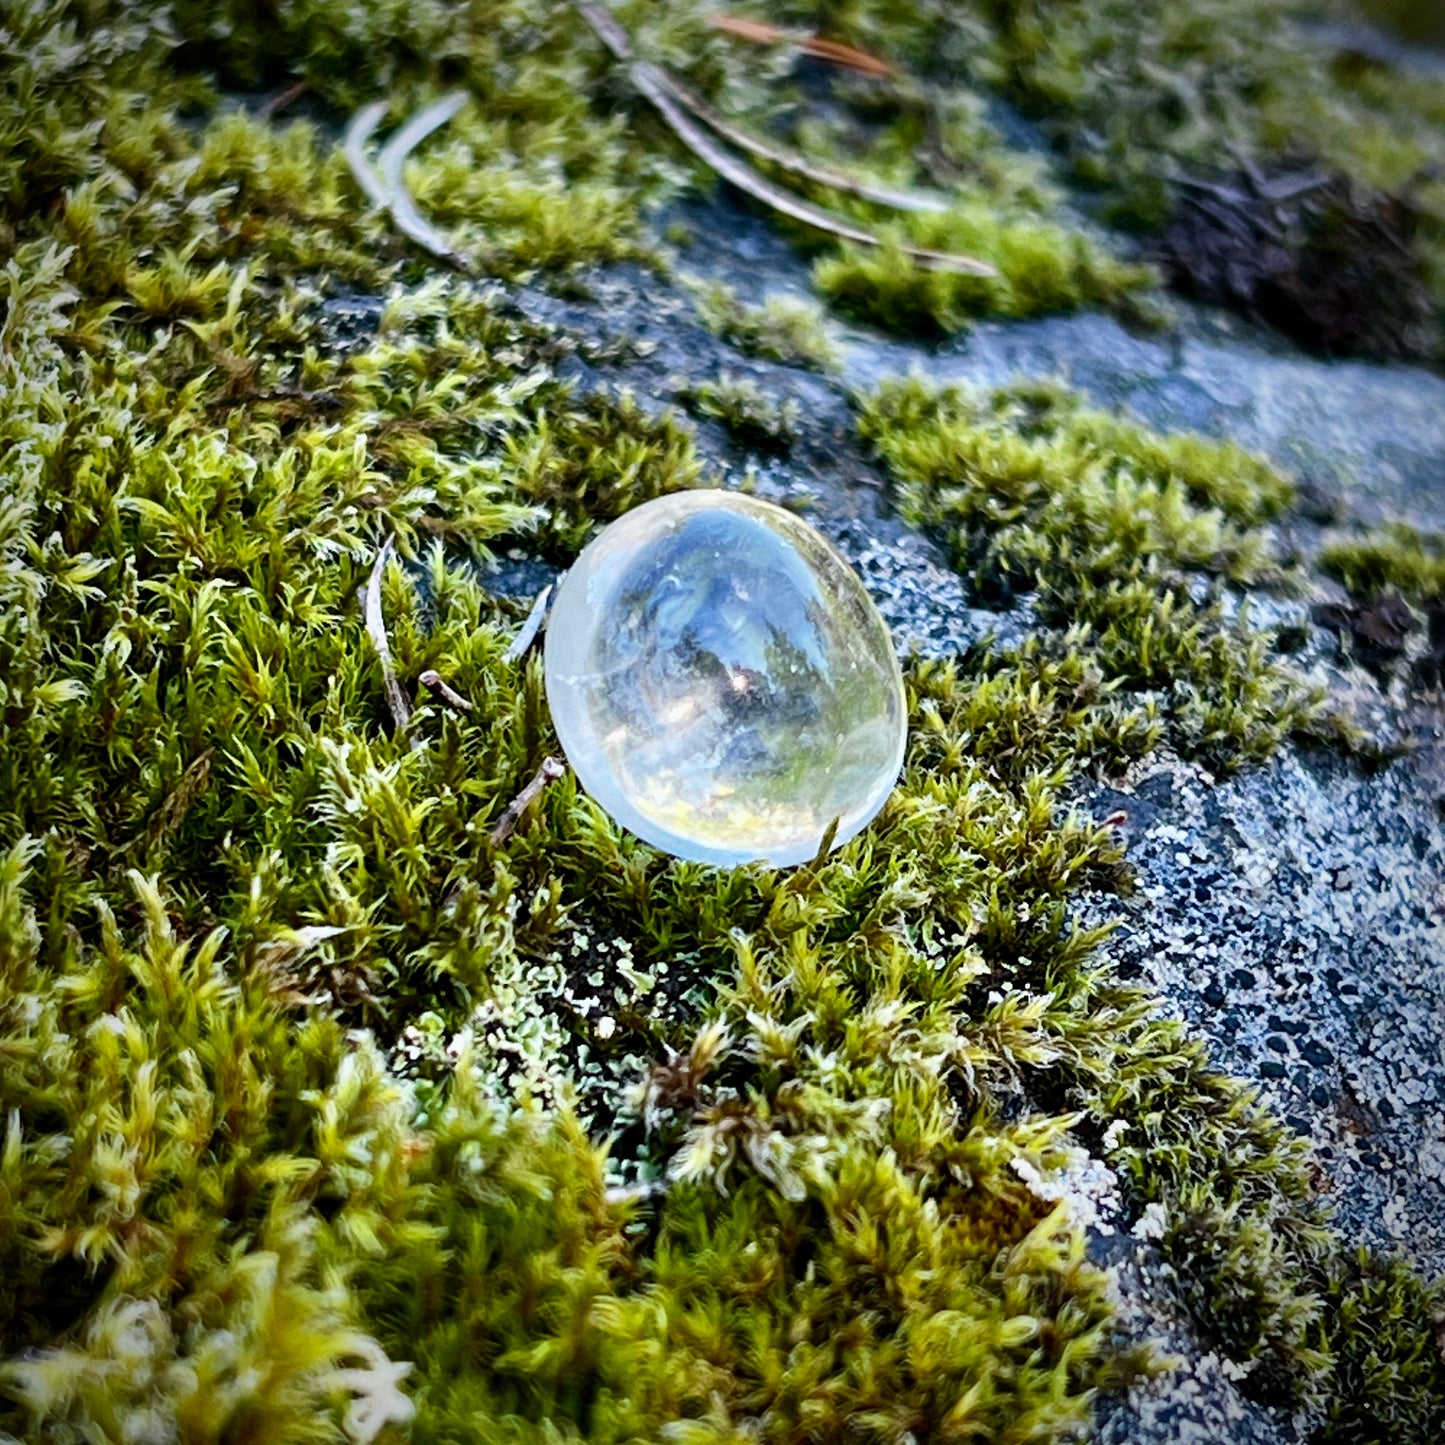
[813,213,1155,338]
[757,0,1445,357]
[1320,523,1445,606]
[686,279,841,372]
[677,372,801,450]
[2,4,1444,1444]
[858,376,1314,771]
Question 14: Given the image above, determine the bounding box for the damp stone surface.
[544,490,907,867]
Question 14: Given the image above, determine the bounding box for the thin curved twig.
[572,4,994,277]
[343,99,392,210]
[419,670,475,713]
[365,537,413,734]
[490,757,567,845]
[708,16,896,79]
[504,583,553,664]
[258,79,310,119]
[658,71,950,215]
[630,62,878,250]
[578,1,633,61]
[633,62,996,276]
[377,90,471,269]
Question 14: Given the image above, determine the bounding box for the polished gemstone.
[544,490,907,867]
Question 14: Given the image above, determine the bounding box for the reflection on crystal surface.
[544,491,907,866]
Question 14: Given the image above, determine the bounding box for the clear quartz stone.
[544,490,907,867]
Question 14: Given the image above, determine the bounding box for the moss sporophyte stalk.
[2,2,1444,1443]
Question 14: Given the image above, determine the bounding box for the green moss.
[1316,1250,1445,1441]
[148,0,1445,352]
[0,13,1133,1433]
[498,387,705,554]
[814,214,1155,337]
[687,280,840,372]
[650,3,1161,336]
[857,376,1315,771]
[677,373,800,450]
[2,4,1443,1444]
[862,375,1294,526]
[1075,993,1336,1396]
[1320,523,1445,605]
[780,0,1445,348]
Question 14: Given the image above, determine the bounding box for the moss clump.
[1315,1250,1445,1441]
[678,372,801,450]
[969,0,1445,234]
[688,279,841,371]
[498,387,705,554]
[783,0,1445,354]
[857,376,1316,771]
[1320,522,1445,605]
[1075,993,1335,1396]
[631,4,1164,337]
[0,9,1131,1436]
[814,213,1155,337]
[861,376,1294,526]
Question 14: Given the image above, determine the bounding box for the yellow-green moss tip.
[1320,523,1445,605]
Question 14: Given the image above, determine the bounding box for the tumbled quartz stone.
[544,490,907,867]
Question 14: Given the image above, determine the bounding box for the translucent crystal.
[544,490,907,867]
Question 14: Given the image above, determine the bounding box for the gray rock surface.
[846,313,1445,528]
[1079,736,1445,1276]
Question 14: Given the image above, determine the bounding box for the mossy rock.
[1,4,1443,1443]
